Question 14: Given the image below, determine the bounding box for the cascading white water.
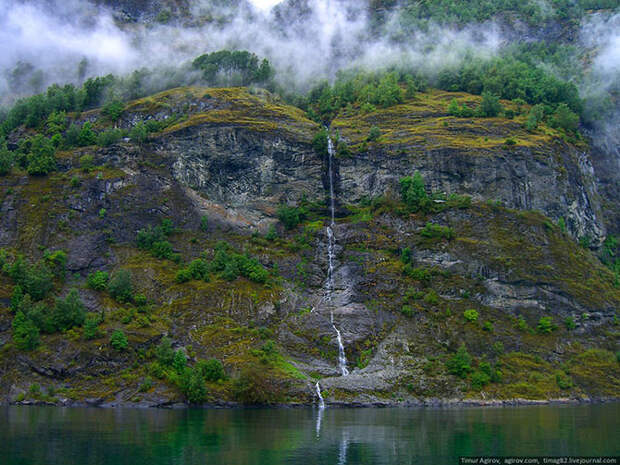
[331,313,349,376]
[315,381,325,410]
[325,133,349,377]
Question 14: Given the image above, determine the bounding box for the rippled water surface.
[1,403,618,464]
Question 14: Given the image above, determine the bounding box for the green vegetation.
[50,289,86,332]
[393,0,614,28]
[12,310,40,350]
[87,271,109,291]
[137,219,177,261]
[368,126,381,142]
[176,241,273,285]
[108,270,134,303]
[277,205,307,230]
[303,71,424,122]
[421,222,455,240]
[192,50,274,87]
[4,255,55,301]
[400,172,430,213]
[464,309,479,323]
[83,314,103,340]
[537,316,556,334]
[197,359,226,382]
[110,330,129,351]
[446,345,472,378]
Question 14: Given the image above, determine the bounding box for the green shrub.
[206,243,272,284]
[265,225,278,241]
[78,122,97,146]
[51,289,86,332]
[23,298,55,334]
[482,321,493,332]
[400,247,412,264]
[136,219,175,259]
[173,349,187,373]
[423,290,439,305]
[10,285,24,313]
[129,122,148,143]
[312,129,328,156]
[517,317,530,332]
[83,314,103,340]
[361,102,376,114]
[151,241,173,260]
[555,371,573,390]
[400,172,430,213]
[447,98,460,116]
[12,311,40,350]
[200,215,208,232]
[446,344,472,378]
[101,100,125,121]
[108,270,133,303]
[471,370,491,390]
[421,222,455,240]
[404,265,431,283]
[550,103,579,132]
[133,294,147,307]
[139,376,153,393]
[87,271,109,291]
[537,316,555,334]
[401,305,413,317]
[45,111,67,135]
[277,205,307,230]
[479,92,502,117]
[25,135,56,175]
[155,337,175,367]
[110,330,128,351]
[464,309,479,323]
[43,249,67,279]
[96,128,122,147]
[404,287,424,301]
[232,367,280,405]
[175,268,192,283]
[493,341,504,355]
[367,126,381,141]
[564,317,576,330]
[79,154,95,172]
[187,259,210,280]
[197,358,225,382]
[179,367,207,404]
[525,104,544,131]
[0,143,14,175]
[504,137,517,145]
[7,256,54,301]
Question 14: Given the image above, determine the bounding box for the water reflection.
[315,406,324,439]
[0,404,618,465]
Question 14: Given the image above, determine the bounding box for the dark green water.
[1,403,618,464]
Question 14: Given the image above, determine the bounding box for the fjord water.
[1,404,619,464]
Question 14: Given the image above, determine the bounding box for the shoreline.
[4,396,619,410]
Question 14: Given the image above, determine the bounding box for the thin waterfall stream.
[326,134,349,377]
[315,382,325,410]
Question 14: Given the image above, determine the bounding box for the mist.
[0,0,617,155]
[0,0,502,99]
[580,12,620,157]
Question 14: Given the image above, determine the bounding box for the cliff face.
[0,86,618,407]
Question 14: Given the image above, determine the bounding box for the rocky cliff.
[0,86,618,407]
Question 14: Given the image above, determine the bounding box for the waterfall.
[325,133,349,377]
[331,313,350,376]
[315,381,325,410]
